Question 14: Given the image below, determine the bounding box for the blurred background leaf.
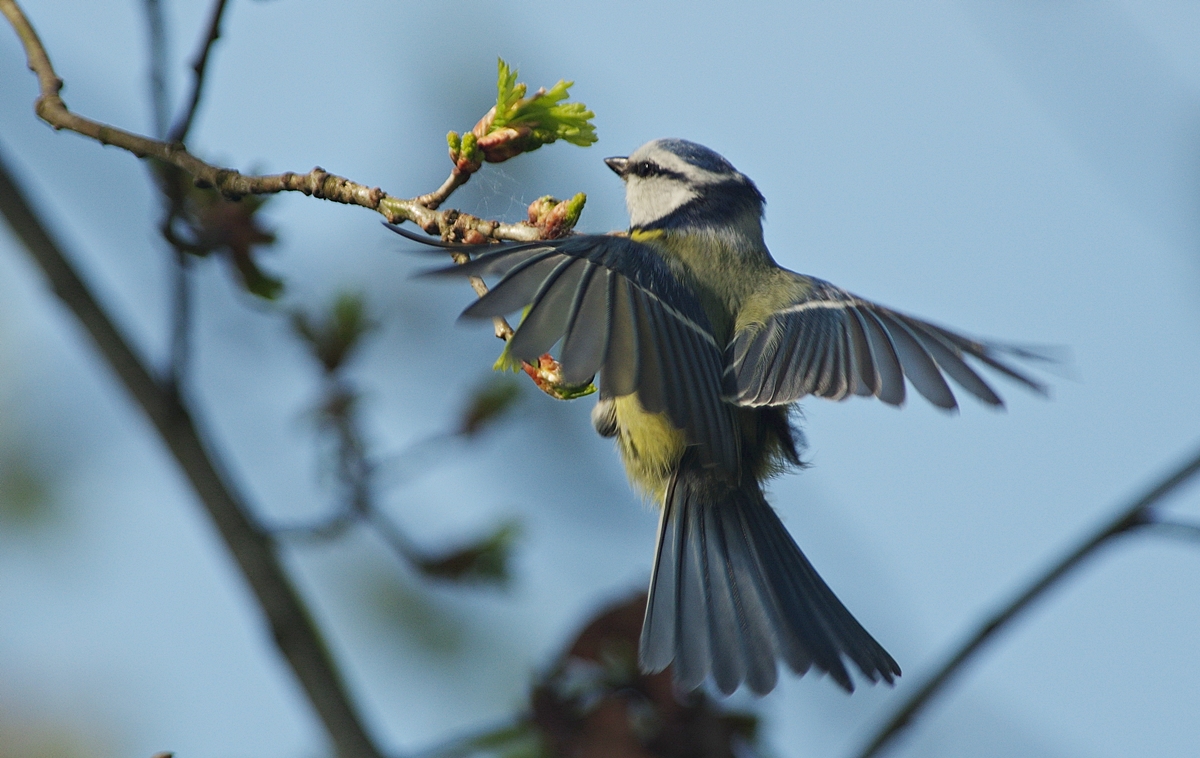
[458,377,522,438]
[416,518,521,585]
[0,453,51,529]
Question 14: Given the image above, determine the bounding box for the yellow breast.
[612,395,686,503]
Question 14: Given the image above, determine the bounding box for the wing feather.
[508,257,587,361]
[904,320,1002,406]
[558,263,610,386]
[727,274,1048,411]
[857,308,907,406]
[844,308,879,397]
[874,312,957,410]
[631,288,668,415]
[392,228,738,471]
[460,250,563,318]
[601,276,639,398]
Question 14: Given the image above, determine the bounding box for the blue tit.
[387,138,1047,696]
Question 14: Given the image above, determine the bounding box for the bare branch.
[415,169,471,211]
[168,0,229,144]
[141,0,170,137]
[167,248,192,388]
[280,297,519,583]
[1142,518,1200,544]
[0,143,385,758]
[855,441,1200,758]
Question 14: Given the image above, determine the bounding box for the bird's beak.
[604,156,629,177]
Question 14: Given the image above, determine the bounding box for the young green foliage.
[447,58,597,170]
[527,193,588,239]
[489,58,597,150]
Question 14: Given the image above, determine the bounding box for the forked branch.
[0,0,541,244]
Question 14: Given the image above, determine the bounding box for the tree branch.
[0,144,385,758]
[0,0,541,244]
[141,0,170,138]
[414,169,471,211]
[1142,518,1200,544]
[167,0,229,144]
[854,441,1200,758]
[166,247,192,388]
[5,0,525,344]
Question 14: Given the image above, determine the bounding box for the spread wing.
[727,275,1049,409]
[388,224,738,471]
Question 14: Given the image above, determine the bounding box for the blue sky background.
[2,1,1200,757]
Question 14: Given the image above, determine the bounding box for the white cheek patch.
[626,176,698,227]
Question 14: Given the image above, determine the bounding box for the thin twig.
[854,441,1200,758]
[415,169,471,210]
[167,0,229,144]
[271,509,359,542]
[167,248,192,389]
[138,0,194,389]
[1142,518,1200,544]
[0,142,385,758]
[141,0,170,138]
[409,717,524,758]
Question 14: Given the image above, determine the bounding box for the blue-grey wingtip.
[382,221,443,248]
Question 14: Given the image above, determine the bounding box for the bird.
[386,138,1049,696]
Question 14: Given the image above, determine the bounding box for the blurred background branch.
[281,293,524,585]
[0,143,385,758]
[166,0,228,145]
[857,441,1200,758]
[140,0,169,139]
[142,0,230,390]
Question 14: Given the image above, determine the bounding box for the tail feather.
[640,456,901,695]
[701,491,782,694]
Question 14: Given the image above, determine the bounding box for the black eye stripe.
[634,161,658,177]
[632,161,686,181]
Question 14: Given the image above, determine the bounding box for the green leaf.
[459,131,481,163]
[492,341,522,373]
[543,379,596,400]
[515,79,598,148]
[562,192,587,225]
[487,58,597,153]
[494,58,525,125]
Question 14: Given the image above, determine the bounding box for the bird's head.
[604,139,765,232]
